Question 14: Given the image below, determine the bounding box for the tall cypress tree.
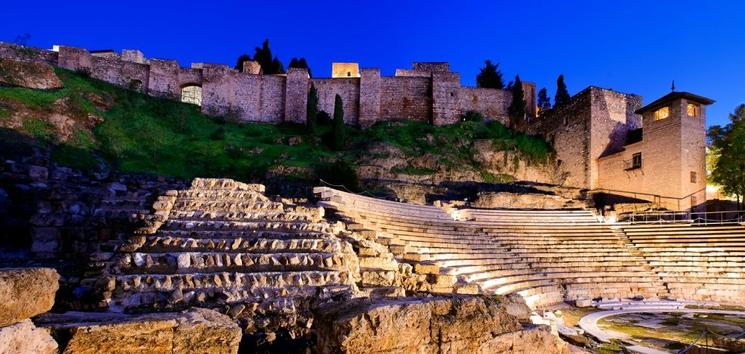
[554,74,570,107]
[332,94,345,150]
[476,60,504,89]
[537,87,551,111]
[307,84,319,131]
[508,75,526,128]
[252,39,285,75]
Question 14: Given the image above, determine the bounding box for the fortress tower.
[597,91,714,210]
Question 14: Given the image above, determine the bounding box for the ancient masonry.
[96,178,475,335]
[0,42,536,126]
[528,87,713,210]
[316,186,745,308]
[0,42,713,210]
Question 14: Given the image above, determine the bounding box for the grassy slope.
[0,68,552,183]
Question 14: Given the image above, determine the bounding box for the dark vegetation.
[0,68,552,189]
[235,39,286,75]
[476,60,504,89]
[708,104,745,207]
[554,74,570,108]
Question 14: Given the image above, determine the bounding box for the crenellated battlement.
[0,42,535,127]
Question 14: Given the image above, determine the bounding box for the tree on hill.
[289,57,312,77]
[476,60,504,89]
[307,83,319,131]
[250,39,284,75]
[508,75,526,129]
[537,87,551,111]
[332,94,346,150]
[554,74,570,107]
[708,104,745,208]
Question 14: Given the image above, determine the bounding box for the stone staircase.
[315,186,667,309]
[104,179,364,333]
[620,222,745,305]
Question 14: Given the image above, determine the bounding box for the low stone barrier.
[314,295,569,354]
[36,308,242,354]
[0,267,60,354]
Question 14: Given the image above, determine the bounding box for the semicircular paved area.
[579,308,745,354]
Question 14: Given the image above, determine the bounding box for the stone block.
[37,308,241,354]
[414,262,441,275]
[0,268,59,327]
[575,298,593,308]
[0,319,57,354]
[0,58,63,90]
[314,296,530,354]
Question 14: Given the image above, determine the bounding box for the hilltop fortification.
[0,42,536,127]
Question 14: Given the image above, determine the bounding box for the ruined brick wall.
[1,43,526,128]
[458,87,511,125]
[312,78,360,125]
[285,68,310,124]
[588,89,642,188]
[529,87,642,190]
[380,77,432,121]
[412,62,450,73]
[394,69,430,77]
[359,69,381,127]
[432,72,460,125]
[146,59,181,99]
[89,55,150,92]
[201,65,285,122]
[529,89,593,188]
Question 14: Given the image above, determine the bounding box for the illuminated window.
[654,107,669,120]
[687,103,700,117]
[181,85,202,106]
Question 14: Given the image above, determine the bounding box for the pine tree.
[508,75,526,128]
[289,57,312,77]
[476,60,504,89]
[554,74,570,107]
[332,94,345,150]
[307,84,319,131]
[537,87,551,111]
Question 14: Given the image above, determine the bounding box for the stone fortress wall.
[0,42,535,127]
[529,86,710,210]
[529,87,642,189]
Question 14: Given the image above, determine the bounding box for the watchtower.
[634,91,714,209]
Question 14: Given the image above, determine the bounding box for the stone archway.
[180,84,202,106]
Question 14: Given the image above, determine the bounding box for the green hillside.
[0,68,552,185]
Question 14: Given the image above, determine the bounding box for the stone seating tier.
[620,223,745,306]
[314,186,667,309]
[105,179,368,334]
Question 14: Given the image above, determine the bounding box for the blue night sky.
[2,0,743,127]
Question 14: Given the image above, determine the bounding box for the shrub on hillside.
[315,160,360,192]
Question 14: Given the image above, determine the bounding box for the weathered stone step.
[140,235,342,253]
[114,270,352,293]
[162,219,332,233]
[118,251,351,274]
[167,211,315,222]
